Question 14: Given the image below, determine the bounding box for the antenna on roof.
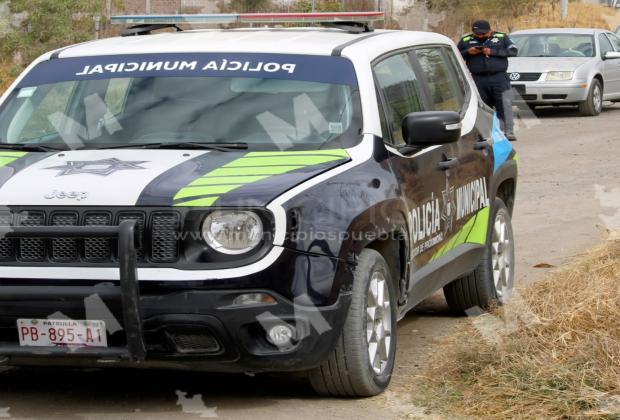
[111,12,384,34]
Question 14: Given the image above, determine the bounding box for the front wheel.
[444,199,515,312]
[578,79,603,116]
[308,249,397,397]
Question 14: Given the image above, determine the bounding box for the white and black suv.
[0,13,518,397]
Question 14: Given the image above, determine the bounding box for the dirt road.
[0,105,617,420]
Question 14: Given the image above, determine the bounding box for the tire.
[443,199,515,312]
[308,249,397,397]
[578,79,603,116]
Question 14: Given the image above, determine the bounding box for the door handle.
[437,157,460,171]
[474,138,492,150]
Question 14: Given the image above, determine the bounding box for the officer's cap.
[472,20,491,35]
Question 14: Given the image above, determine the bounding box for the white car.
[0,12,517,397]
[508,28,620,115]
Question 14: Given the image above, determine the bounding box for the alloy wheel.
[366,271,392,375]
[593,84,603,114]
[491,212,514,299]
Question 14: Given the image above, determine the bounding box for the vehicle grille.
[0,209,181,264]
[513,72,541,82]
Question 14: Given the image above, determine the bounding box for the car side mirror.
[604,51,620,60]
[401,111,462,148]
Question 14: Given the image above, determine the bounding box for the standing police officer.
[458,20,518,141]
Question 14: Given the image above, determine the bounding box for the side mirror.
[604,51,620,60]
[401,111,462,147]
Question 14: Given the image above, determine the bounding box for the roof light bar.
[111,11,384,26]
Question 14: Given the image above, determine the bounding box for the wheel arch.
[367,230,409,305]
[491,160,518,216]
[341,200,410,305]
[594,73,604,90]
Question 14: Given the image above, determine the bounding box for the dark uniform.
[458,27,518,138]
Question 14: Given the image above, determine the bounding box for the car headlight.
[201,210,263,255]
[545,71,574,81]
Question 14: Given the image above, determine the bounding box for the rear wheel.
[578,79,603,116]
[444,199,515,312]
[308,249,397,397]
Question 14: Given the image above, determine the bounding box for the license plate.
[17,319,107,348]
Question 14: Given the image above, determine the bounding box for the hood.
[508,56,591,73]
[0,148,350,207]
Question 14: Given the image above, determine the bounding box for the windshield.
[0,53,362,151]
[511,34,595,57]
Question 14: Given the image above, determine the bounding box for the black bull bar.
[0,220,146,362]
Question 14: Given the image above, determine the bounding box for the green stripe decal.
[188,175,270,186]
[465,206,490,245]
[173,149,350,206]
[0,157,19,166]
[224,155,346,167]
[0,151,28,168]
[245,149,349,158]
[207,166,305,176]
[174,184,242,200]
[0,151,27,157]
[431,207,490,261]
[176,196,219,207]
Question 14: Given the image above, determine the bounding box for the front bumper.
[511,81,589,104]
[0,223,352,372]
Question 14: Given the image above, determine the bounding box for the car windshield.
[511,34,595,57]
[0,53,362,151]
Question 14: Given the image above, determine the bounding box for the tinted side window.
[606,33,620,51]
[415,48,462,112]
[373,53,426,145]
[444,49,468,100]
[599,34,614,56]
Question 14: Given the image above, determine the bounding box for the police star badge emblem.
[45,158,148,177]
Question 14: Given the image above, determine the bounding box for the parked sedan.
[508,28,620,116]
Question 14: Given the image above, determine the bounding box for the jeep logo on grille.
[44,190,89,201]
[509,72,521,81]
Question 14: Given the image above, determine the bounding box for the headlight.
[201,210,263,255]
[545,71,574,81]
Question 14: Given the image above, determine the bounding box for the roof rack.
[112,12,384,35]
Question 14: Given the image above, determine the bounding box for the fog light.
[267,324,295,347]
[232,293,276,307]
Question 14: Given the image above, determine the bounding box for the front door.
[602,33,620,97]
[373,48,462,281]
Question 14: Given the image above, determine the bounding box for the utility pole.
[560,0,568,19]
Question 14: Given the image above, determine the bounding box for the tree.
[1,0,121,65]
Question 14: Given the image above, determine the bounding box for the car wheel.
[308,249,397,397]
[578,79,603,116]
[444,198,515,312]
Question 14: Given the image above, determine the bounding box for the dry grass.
[413,240,620,419]
[507,2,614,32]
[432,2,614,39]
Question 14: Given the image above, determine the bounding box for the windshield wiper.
[98,142,248,151]
[0,143,65,152]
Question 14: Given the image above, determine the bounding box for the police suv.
[0,12,518,397]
